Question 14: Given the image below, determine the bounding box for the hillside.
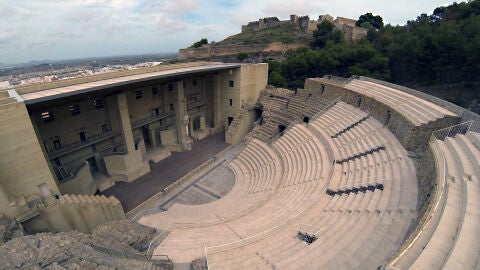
[266,0,480,114]
[216,24,310,46]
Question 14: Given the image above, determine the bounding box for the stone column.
[212,74,223,129]
[200,116,206,130]
[175,81,191,150]
[149,128,158,147]
[116,92,135,153]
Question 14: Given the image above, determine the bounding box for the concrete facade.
[0,62,268,233]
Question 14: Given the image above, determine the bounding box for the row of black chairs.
[335,146,386,164]
[331,115,369,138]
[326,183,384,196]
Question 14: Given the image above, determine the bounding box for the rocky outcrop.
[0,220,172,270]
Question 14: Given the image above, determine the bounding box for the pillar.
[212,74,223,129]
[200,116,206,130]
[149,128,158,147]
[174,81,191,150]
[116,93,135,153]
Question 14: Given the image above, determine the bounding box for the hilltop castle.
[178,14,368,61]
[241,14,368,42]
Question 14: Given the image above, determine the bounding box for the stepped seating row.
[286,89,310,116]
[250,119,278,142]
[139,139,282,230]
[206,123,332,269]
[304,95,333,117]
[270,106,417,269]
[225,124,330,237]
[246,89,336,144]
[335,145,386,164]
[345,80,457,125]
[331,114,369,138]
[314,101,369,137]
[140,125,330,261]
[226,109,247,136]
[207,102,418,269]
[390,131,480,270]
[146,122,331,265]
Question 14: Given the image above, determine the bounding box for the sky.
[0,0,457,64]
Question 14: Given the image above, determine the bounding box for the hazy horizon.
[0,0,458,65]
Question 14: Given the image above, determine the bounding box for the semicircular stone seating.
[389,129,480,270]
[205,101,418,270]
[345,80,457,125]
[137,97,420,268]
[137,75,476,269]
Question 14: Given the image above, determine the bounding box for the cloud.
[0,0,463,64]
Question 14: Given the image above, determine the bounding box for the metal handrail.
[312,96,341,121]
[47,131,120,158]
[432,120,480,141]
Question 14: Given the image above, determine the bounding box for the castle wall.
[334,17,357,27]
[178,46,211,60]
[178,42,305,60]
[335,24,369,42]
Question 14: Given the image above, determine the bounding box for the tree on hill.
[189,38,209,48]
[311,20,344,49]
[356,13,384,29]
[265,1,480,113]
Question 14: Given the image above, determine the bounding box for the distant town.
[0,53,176,89]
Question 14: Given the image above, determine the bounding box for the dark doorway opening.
[79,131,86,142]
[86,157,97,170]
[278,125,286,135]
[142,126,151,145]
[356,95,362,107]
[53,139,61,150]
[385,110,391,125]
[193,117,201,130]
[255,109,262,121]
[303,116,310,124]
[228,117,234,126]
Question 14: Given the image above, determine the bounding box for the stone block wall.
[23,194,125,234]
[305,78,460,152]
[58,162,97,195]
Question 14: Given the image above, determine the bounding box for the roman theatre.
[0,62,479,269]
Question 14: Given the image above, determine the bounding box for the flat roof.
[21,63,241,104]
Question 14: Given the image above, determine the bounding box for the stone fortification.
[178,42,304,60]
[179,14,367,61]
[241,14,367,40]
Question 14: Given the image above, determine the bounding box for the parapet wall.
[359,76,480,122]
[305,78,460,152]
[178,42,304,60]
